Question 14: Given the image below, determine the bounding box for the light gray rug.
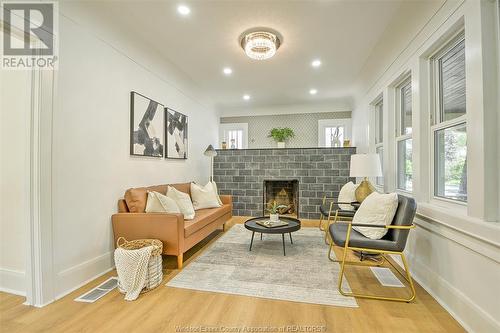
[166,224,358,307]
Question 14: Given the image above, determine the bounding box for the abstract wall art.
[130,92,164,157]
[165,108,188,159]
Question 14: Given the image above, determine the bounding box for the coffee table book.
[256,220,289,228]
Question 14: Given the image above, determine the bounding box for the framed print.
[165,108,188,159]
[130,91,164,158]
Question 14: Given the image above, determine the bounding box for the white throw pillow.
[211,181,223,206]
[190,182,222,210]
[166,186,195,220]
[352,192,398,240]
[145,191,181,214]
[338,181,358,211]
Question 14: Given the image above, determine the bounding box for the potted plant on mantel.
[268,127,295,148]
[266,201,288,222]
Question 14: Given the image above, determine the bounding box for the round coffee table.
[244,216,301,256]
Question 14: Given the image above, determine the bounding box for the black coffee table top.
[244,216,301,234]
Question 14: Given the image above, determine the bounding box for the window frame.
[429,31,467,205]
[395,76,413,193]
[372,96,384,187]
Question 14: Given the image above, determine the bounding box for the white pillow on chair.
[145,191,181,214]
[167,186,195,220]
[190,182,222,210]
[338,181,358,211]
[352,192,398,239]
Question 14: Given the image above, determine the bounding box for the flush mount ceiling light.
[311,59,321,68]
[309,89,318,95]
[177,4,190,16]
[223,67,232,75]
[240,28,282,60]
[243,94,251,100]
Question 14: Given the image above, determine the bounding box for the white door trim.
[25,46,56,307]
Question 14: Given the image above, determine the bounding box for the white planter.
[269,213,279,222]
[277,142,285,148]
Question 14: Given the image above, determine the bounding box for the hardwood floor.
[0,217,465,333]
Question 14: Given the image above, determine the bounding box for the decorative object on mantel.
[343,140,351,147]
[349,154,382,203]
[204,145,217,182]
[221,141,227,149]
[130,91,164,158]
[268,127,295,148]
[266,200,288,222]
[165,108,188,159]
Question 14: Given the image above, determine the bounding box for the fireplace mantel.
[213,147,356,219]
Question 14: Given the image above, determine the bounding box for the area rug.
[166,224,357,307]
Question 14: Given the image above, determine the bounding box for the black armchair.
[328,194,417,302]
[319,196,358,244]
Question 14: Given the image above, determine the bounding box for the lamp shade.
[204,145,217,157]
[349,154,382,177]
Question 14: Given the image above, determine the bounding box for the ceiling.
[76,1,417,111]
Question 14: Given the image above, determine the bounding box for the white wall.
[0,68,30,296]
[220,112,351,148]
[49,3,218,298]
[351,1,500,332]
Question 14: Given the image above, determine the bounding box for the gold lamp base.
[355,178,375,203]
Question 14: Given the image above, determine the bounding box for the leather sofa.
[112,182,232,269]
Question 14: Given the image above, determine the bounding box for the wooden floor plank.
[0,217,465,333]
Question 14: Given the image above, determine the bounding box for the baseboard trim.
[390,254,500,333]
[0,268,26,296]
[55,251,114,300]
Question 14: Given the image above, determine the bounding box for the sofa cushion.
[145,191,180,213]
[167,186,195,220]
[184,204,231,237]
[191,182,222,210]
[124,183,191,213]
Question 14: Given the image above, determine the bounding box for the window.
[376,146,384,186]
[431,33,467,202]
[227,130,243,149]
[396,77,413,191]
[219,123,248,149]
[324,126,344,147]
[374,98,384,186]
[317,119,351,147]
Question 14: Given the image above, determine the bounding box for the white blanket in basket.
[114,246,153,301]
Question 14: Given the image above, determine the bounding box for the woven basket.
[116,237,163,293]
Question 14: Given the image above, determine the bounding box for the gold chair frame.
[319,196,354,245]
[328,221,417,303]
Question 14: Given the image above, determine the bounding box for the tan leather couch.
[112,183,232,269]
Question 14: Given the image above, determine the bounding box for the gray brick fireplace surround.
[213,147,356,219]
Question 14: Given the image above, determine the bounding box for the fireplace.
[263,180,299,218]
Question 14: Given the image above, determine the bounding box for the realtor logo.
[1,1,58,69]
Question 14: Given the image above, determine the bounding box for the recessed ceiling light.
[223,67,232,75]
[309,89,318,95]
[311,59,321,68]
[177,4,190,16]
[243,94,251,100]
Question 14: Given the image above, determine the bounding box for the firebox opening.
[263,180,299,218]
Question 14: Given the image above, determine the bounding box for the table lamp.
[349,154,382,202]
[204,145,217,182]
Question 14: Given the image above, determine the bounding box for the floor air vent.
[74,277,118,303]
[370,267,404,287]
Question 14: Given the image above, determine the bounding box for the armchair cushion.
[352,192,398,239]
[329,223,403,252]
[320,204,355,218]
[338,182,358,211]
